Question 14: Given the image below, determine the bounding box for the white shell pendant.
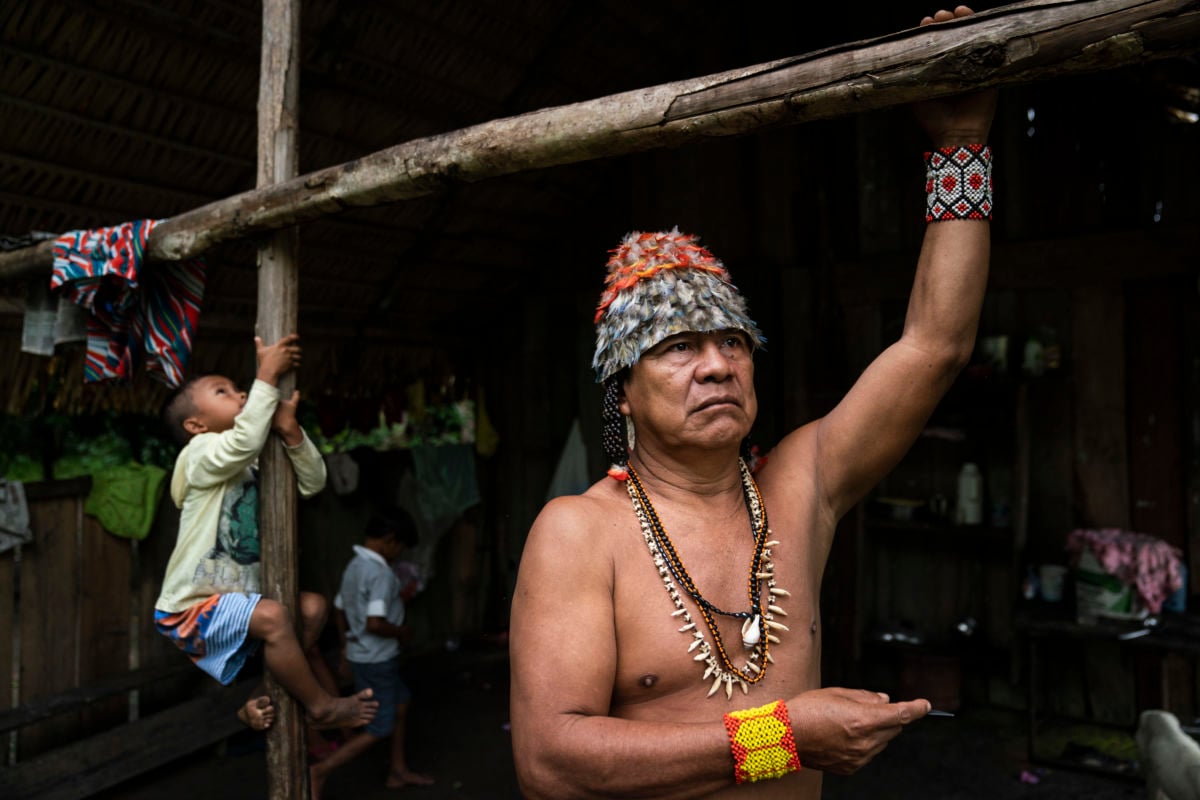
[741,614,761,649]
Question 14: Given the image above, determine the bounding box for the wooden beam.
[254,2,306,798]
[0,0,1197,283]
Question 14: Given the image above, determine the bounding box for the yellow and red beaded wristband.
[723,699,802,783]
[925,144,993,222]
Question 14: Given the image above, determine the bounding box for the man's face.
[620,329,757,453]
[185,375,247,436]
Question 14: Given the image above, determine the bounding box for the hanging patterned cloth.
[50,219,205,387]
[0,479,33,554]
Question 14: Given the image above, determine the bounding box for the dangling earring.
[602,378,629,480]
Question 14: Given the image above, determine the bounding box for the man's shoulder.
[518,482,627,594]
[527,479,628,551]
[537,479,624,525]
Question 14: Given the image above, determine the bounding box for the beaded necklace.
[625,459,790,699]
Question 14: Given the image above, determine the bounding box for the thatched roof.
[0,2,802,408]
[1,0,1197,415]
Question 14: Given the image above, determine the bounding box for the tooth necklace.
[625,458,789,699]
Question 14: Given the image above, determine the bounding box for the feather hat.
[591,228,765,383]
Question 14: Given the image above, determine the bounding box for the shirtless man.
[510,7,996,798]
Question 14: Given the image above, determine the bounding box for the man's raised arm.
[774,7,998,527]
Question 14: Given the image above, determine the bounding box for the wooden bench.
[0,662,191,735]
[0,668,257,800]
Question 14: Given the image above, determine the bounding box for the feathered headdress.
[592,228,765,480]
[591,228,765,383]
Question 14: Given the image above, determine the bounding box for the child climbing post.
[155,333,378,732]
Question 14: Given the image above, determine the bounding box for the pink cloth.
[1067,528,1184,614]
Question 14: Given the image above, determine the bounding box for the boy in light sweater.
[156,333,377,732]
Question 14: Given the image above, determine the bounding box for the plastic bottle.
[955,462,983,525]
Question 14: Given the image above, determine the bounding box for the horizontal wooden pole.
[1,0,1197,283]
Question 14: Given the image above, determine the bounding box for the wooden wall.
[2,480,198,762]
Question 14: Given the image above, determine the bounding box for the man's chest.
[608,510,824,714]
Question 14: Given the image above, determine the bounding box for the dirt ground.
[97,643,1147,800]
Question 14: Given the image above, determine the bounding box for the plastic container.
[955,463,983,525]
[1075,549,1146,622]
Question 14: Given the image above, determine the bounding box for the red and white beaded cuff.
[925,144,993,222]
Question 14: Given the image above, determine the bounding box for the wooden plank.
[834,224,1200,297]
[0,680,252,800]
[134,490,194,717]
[77,516,132,735]
[1086,642,1136,725]
[0,663,192,735]
[256,2,307,798]
[18,495,82,759]
[1126,279,1185,548]
[1160,652,1195,721]
[1012,382,1031,555]
[22,479,92,502]
[0,546,13,718]
[856,107,908,256]
[1072,286,1130,529]
[1125,280,1194,721]
[1023,293,1075,556]
[1187,288,1200,599]
[137,491,180,667]
[1,0,1197,280]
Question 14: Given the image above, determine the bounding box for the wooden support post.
[255,1,305,798]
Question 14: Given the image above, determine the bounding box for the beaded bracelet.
[723,699,802,783]
[925,144,993,222]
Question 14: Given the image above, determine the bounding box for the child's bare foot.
[237,695,274,730]
[386,768,435,788]
[308,688,378,730]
